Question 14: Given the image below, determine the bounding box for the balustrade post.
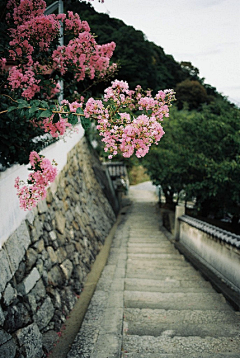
[174,205,185,241]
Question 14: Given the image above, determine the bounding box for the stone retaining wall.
[0,137,116,357]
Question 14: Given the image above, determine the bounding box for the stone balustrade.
[175,209,240,297]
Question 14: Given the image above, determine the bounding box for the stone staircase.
[122,195,240,357]
[67,184,240,358]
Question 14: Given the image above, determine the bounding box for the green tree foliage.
[143,102,240,223]
[175,79,211,110]
[180,61,200,81]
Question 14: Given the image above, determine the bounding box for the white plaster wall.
[180,222,240,293]
[0,124,84,248]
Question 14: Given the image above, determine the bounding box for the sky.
[90,0,240,106]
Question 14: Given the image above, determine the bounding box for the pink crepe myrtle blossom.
[15,152,57,210]
[95,80,175,159]
[3,0,175,211]
[5,0,116,99]
[0,58,7,72]
[42,114,72,138]
[8,66,41,99]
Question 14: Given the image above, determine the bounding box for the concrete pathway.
[67,184,240,358]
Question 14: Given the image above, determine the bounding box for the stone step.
[122,335,240,355]
[127,247,178,254]
[128,242,171,247]
[124,308,240,325]
[129,232,166,236]
[126,269,202,280]
[122,353,240,358]
[129,229,160,232]
[126,266,203,279]
[128,238,169,243]
[127,258,191,268]
[125,278,213,293]
[123,308,240,337]
[124,291,232,310]
[127,253,184,260]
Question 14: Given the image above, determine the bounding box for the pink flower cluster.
[61,99,83,113]
[5,0,116,99]
[40,99,83,137]
[42,115,72,138]
[64,11,90,35]
[0,58,7,72]
[52,32,116,81]
[15,151,57,210]
[8,66,41,100]
[92,80,175,158]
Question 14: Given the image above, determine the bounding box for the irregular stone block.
[44,222,52,232]
[47,287,62,309]
[0,306,5,325]
[49,230,57,241]
[30,217,43,243]
[46,189,53,204]
[16,323,42,358]
[65,244,75,256]
[56,232,66,246]
[34,296,54,330]
[37,198,48,214]
[56,246,67,263]
[36,258,44,275]
[5,303,31,332]
[47,246,58,264]
[0,328,12,345]
[48,265,64,287]
[4,221,30,273]
[55,211,66,234]
[18,267,40,295]
[33,238,45,253]
[26,209,35,225]
[30,279,46,302]
[42,330,59,354]
[60,259,73,281]
[61,287,76,311]
[27,294,37,313]
[3,283,17,305]
[0,338,16,358]
[26,248,38,271]
[0,249,12,292]
[72,252,79,265]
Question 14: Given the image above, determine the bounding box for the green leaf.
[17,99,28,106]
[50,104,57,110]
[81,116,91,130]
[29,106,39,115]
[8,106,17,113]
[31,100,41,107]
[40,101,49,109]
[39,109,53,118]
[68,113,78,125]
[76,107,84,115]
[52,113,59,124]
[63,104,70,112]
[18,103,29,109]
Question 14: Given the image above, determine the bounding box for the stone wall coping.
[179,215,240,249]
[0,124,84,248]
